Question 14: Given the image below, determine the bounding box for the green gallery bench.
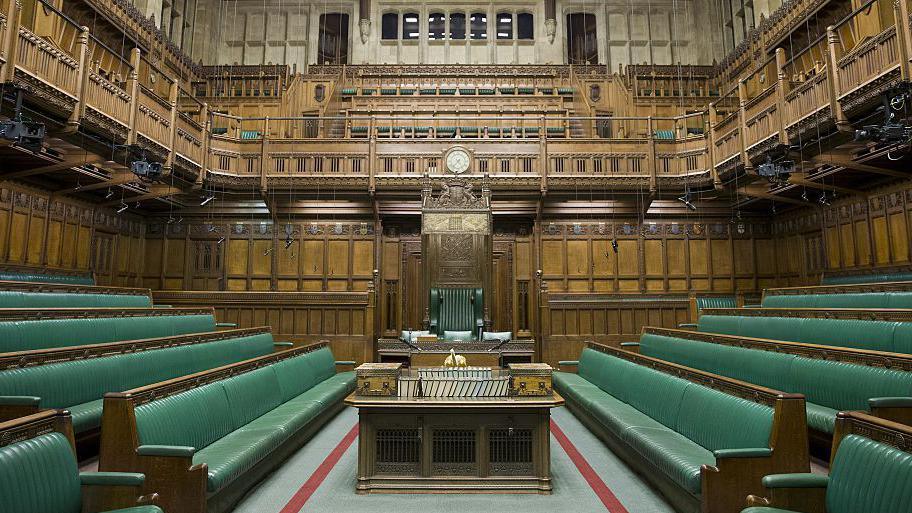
[554,344,809,513]
[761,282,912,308]
[822,271,912,285]
[0,327,280,438]
[696,308,912,353]
[0,280,153,308]
[0,307,230,352]
[0,264,94,285]
[99,342,356,513]
[742,412,912,513]
[0,410,162,513]
[631,328,912,439]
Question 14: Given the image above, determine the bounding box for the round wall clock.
[445,148,471,175]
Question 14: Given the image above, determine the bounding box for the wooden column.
[895,0,911,80]
[826,25,850,131]
[66,26,90,130]
[646,116,657,192]
[126,48,141,146]
[164,79,179,172]
[775,47,789,145]
[1,0,21,82]
[198,102,210,186]
[737,79,750,170]
[708,104,720,187]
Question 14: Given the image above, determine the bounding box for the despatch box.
[508,363,553,396]
[355,362,402,396]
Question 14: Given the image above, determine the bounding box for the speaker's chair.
[428,287,484,339]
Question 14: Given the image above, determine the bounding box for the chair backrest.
[0,290,151,308]
[826,434,912,513]
[134,346,337,450]
[0,332,275,413]
[0,431,81,513]
[576,347,774,452]
[822,272,912,285]
[428,287,483,335]
[0,272,93,286]
[762,291,912,309]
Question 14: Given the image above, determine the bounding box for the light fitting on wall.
[677,193,697,211]
[818,193,830,206]
[116,203,128,214]
[801,188,809,202]
[104,188,114,199]
[216,237,225,245]
[200,195,215,206]
[611,238,619,253]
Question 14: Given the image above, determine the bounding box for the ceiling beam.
[784,174,865,196]
[738,186,809,206]
[63,172,140,193]
[1,154,104,180]
[102,184,181,207]
[811,155,909,178]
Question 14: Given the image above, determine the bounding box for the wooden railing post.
[198,102,209,187]
[164,78,178,172]
[775,47,790,146]
[737,79,750,170]
[825,25,851,131]
[66,26,90,131]
[125,47,141,146]
[1,0,21,82]
[260,116,269,193]
[708,104,720,188]
[893,0,911,80]
[647,116,657,192]
[368,115,376,194]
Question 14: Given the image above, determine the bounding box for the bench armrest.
[762,473,829,489]
[619,342,640,347]
[869,397,912,408]
[0,395,40,406]
[335,360,356,366]
[80,472,145,487]
[713,447,772,459]
[215,322,238,328]
[274,342,294,348]
[137,445,195,458]
[153,304,172,308]
[677,323,698,329]
[743,304,762,308]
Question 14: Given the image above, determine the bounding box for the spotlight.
[818,193,830,206]
[677,194,697,211]
[216,237,225,245]
[105,188,114,199]
[0,118,45,151]
[166,216,176,224]
[200,195,215,206]
[116,203,128,214]
[770,203,777,215]
[130,159,162,181]
[284,236,294,249]
[801,189,809,202]
[610,238,619,253]
[757,153,793,184]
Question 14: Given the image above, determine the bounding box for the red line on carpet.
[279,422,359,513]
[551,419,631,513]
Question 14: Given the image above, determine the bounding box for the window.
[450,13,466,39]
[403,12,419,40]
[496,12,512,39]
[429,12,445,40]
[470,12,487,39]
[382,13,398,40]
[517,13,534,39]
[566,13,598,64]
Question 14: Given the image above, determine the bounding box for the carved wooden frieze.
[422,213,489,234]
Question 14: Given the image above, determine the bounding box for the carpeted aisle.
[232,406,674,513]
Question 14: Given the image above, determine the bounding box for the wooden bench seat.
[743,412,912,513]
[0,410,161,513]
[0,307,229,352]
[631,328,912,441]
[554,344,808,513]
[99,342,356,513]
[0,328,279,439]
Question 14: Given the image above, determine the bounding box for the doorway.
[566,13,598,64]
[318,13,349,64]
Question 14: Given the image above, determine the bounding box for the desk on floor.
[376,338,535,368]
[345,364,563,494]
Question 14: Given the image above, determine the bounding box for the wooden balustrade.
[783,72,830,131]
[742,85,781,151]
[15,25,79,97]
[174,113,203,166]
[135,87,172,149]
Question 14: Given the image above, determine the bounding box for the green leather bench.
[0,410,161,513]
[554,346,808,513]
[0,271,93,285]
[0,282,152,308]
[428,287,484,337]
[99,344,356,513]
[822,272,912,285]
[742,412,912,513]
[697,313,912,353]
[0,308,220,352]
[0,328,278,435]
[635,330,912,435]
[761,291,912,308]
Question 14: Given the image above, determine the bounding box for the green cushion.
[742,508,801,513]
[696,314,744,335]
[305,347,337,383]
[624,364,690,430]
[694,296,737,311]
[0,432,81,513]
[0,272,93,285]
[443,330,473,341]
[220,367,282,430]
[676,384,773,451]
[805,402,838,434]
[826,434,912,513]
[70,398,105,433]
[136,382,233,451]
[271,356,317,403]
[621,426,714,494]
[482,331,512,341]
[790,358,912,414]
[104,507,164,513]
[194,423,284,492]
[0,291,151,308]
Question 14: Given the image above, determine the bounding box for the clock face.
[446,149,470,174]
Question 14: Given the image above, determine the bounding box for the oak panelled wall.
[0,182,145,287]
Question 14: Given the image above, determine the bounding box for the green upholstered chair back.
[0,333,275,420]
[0,313,216,353]
[762,291,912,309]
[428,287,484,335]
[822,273,912,285]
[575,347,774,452]
[826,434,912,513]
[694,296,737,312]
[0,290,151,308]
[0,272,93,285]
[0,431,81,513]
[135,347,338,450]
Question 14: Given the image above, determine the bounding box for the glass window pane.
[496,12,512,40]
[382,13,398,40]
[517,13,533,39]
[470,12,487,39]
[403,12,419,40]
[450,13,466,39]
[429,12,445,40]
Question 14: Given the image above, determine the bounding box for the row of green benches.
[349,125,569,136]
[0,269,94,285]
[342,86,575,96]
[0,280,153,308]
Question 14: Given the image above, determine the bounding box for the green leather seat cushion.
[621,426,714,494]
[0,291,151,308]
[826,434,912,513]
[104,507,163,513]
[805,403,838,434]
[0,432,81,513]
[194,424,285,492]
[0,272,93,285]
[443,330,473,341]
[741,508,801,513]
[70,398,105,433]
